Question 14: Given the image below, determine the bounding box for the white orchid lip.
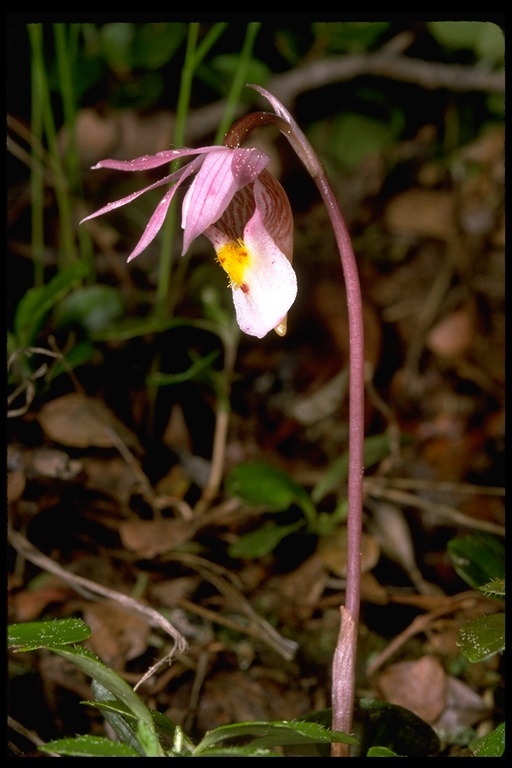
[81,140,297,338]
[213,230,296,339]
[231,217,297,339]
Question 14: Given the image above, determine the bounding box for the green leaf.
[207,53,271,95]
[226,462,316,523]
[131,23,187,70]
[13,261,90,347]
[46,340,96,380]
[428,21,504,63]
[228,519,305,559]
[54,284,125,334]
[473,23,505,63]
[87,685,195,755]
[49,645,164,756]
[313,22,390,53]
[479,577,505,598]
[8,619,91,651]
[367,746,403,757]
[247,721,356,751]
[99,23,135,75]
[447,534,505,590]
[457,612,505,662]
[470,722,505,757]
[146,350,219,387]
[89,681,145,756]
[316,499,348,537]
[91,315,216,342]
[194,720,357,754]
[134,719,165,759]
[39,734,139,757]
[297,702,440,757]
[71,34,107,101]
[309,107,402,173]
[152,712,193,750]
[356,699,441,757]
[189,745,277,757]
[312,433,394,504]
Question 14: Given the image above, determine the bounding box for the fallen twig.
[8,526,188,658]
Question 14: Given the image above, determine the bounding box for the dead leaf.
[150,576,201,608]
[426,307,476,360]
[367,502,444,596]
[11,576,71,622]
[25,447,82,480]
[58,108,118,168]
[7,445,26,504]
[7,469,25,505]
[317,529,380,578]
[433,674,492,732]
[196,669,310,734]
[38,393,141,451]
[155,463,191,500]
[385,189,455,240]
[7,467,27,504]
[119,517,195,558]
[360,572,389,605]
[377,655,447,724]
[263,554,328,622]
[83,601,149,668]
[460,124,504,167]
[82,455,138,501]
[313,280,382,370]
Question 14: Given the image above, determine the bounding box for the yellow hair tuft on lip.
[216,238,252,289]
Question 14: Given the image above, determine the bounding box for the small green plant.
[447,533,505,757]
[9,618,443,757]
[8,619,356,757]
[224,432,395,558]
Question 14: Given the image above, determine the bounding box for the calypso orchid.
[80,143,296,339]
[82,85,365,752]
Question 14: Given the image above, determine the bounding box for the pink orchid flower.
[81,144,297,338]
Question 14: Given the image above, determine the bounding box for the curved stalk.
[237,87,366,753]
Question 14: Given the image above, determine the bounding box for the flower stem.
[245,86,365,750]
[156,23,200,322]
[157,23,230,323]
[29,29,45,287]
[28,24,78,267]
[193,324,239,516]
[314,169,364,754]
[214,22,261,144]
[53,23,95,277]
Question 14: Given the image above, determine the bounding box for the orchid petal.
[80,156,205,225]
[230,147,271,189]
[252,171,293,262]
[79,176,173,224]
[90,145,233,172]
[181,148,269,255]
[126,187,175,262]
[125,156,206,261]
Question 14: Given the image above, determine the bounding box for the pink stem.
[227,89,366,751]
[314,169,365,630]
[314,170,364,751]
